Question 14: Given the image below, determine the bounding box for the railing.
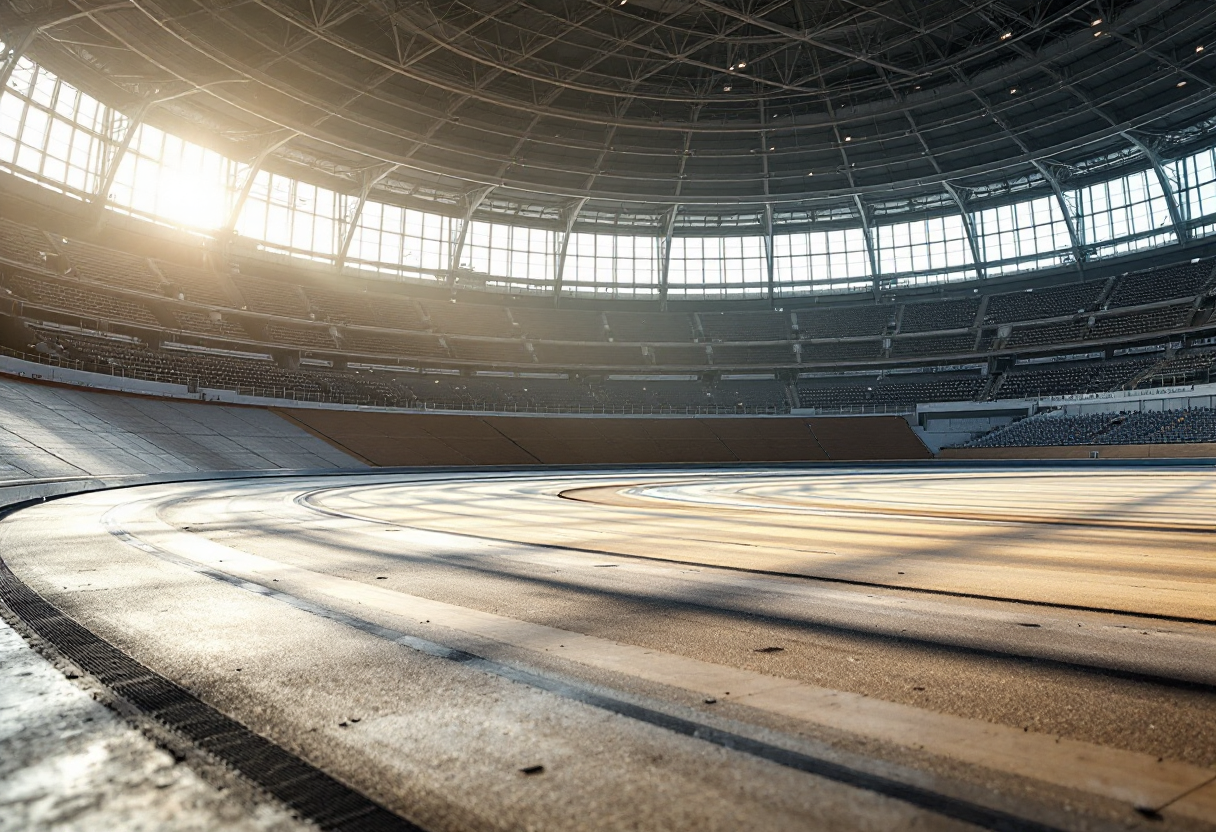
[798,403,915,415]
[0,347,791,416]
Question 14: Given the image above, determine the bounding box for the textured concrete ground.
[2,467,1215,831]
[0,616,306,832]
[0,375,359,479]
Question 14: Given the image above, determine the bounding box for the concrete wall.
[0,376,361,480]
[277,409,931,466]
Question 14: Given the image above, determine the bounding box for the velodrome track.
[2,465,1216,831]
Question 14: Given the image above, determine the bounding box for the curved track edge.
[0,470,1083,832]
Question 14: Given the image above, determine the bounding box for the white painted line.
[105,494,1216,819]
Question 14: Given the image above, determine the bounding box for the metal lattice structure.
[1,0,1215,294]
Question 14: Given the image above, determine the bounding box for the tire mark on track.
[101,499,1071,832]
[298,488,1216,628]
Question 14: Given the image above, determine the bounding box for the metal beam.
[87,95,155,227]
[553,197,588,303]
[880,81,985,283]
[1032,160,1087,273]
[0,27,35,92]
[763,203,775,305]
[1020,52,1191,250]
[447,185,495,287]
[943,182,984,281]
[335,163,399,270]
[658,206,679,310]
[852,196,880,295]
[961,78,1087,274]
[1123,132,1189,246]
[221,130,299,237]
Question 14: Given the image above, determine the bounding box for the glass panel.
[235,171,339,261]
[666,235,767,299]
[564,232,660,298]
[462,220,554,286]
[974,196,1073,275]
[773,228,871,295]
[0,56,113,196]
[1078,169,1175,255]
[874,214,974,285]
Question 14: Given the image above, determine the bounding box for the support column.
[335,163,399,271]
[1123,133,1188,246]
[0,28,35,92]
[658,206,679,310]
[447,185,495,287]
[221,131,298,235]
[853,196,879,295]
[552,197,588,303]
[944,182,984,281]
[87,96,155,227]
[1033,160,1086,274]
[763,203,775,305]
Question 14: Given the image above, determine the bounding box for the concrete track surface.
[3,465,1216,831]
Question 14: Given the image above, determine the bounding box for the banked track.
[2,465,1216,831]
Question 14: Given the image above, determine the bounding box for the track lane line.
[302,484,1216,627]
[105,490,1216,823]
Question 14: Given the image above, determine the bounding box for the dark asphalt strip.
[99,510,1069,832]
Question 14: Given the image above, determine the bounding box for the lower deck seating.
[34,330,326,395]
[155,261,232,307]
[172,309,249,338]
[889,333,977,358]
[266,322,338,350]
[996,358,1153,399]
[532,342,647,366]
[0,218,54,269]
[711,343,797,365]
[801,340,884,363]
[966,407,1216,447]
[6,274,161,326]
[797,372,983,410]
[1137,349,1216,388]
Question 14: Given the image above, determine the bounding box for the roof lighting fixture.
[1178,80,1188,87]
[844,135,852,142]
[723,84,732,91]
[1092,18,1102,25]
[1000,32,1012,41]
[806,172,814,176]
[736,60,747,69]
[1198,45,1206,53]
[1010,87,1018,94]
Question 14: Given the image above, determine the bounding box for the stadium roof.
[3,0,1216,233]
